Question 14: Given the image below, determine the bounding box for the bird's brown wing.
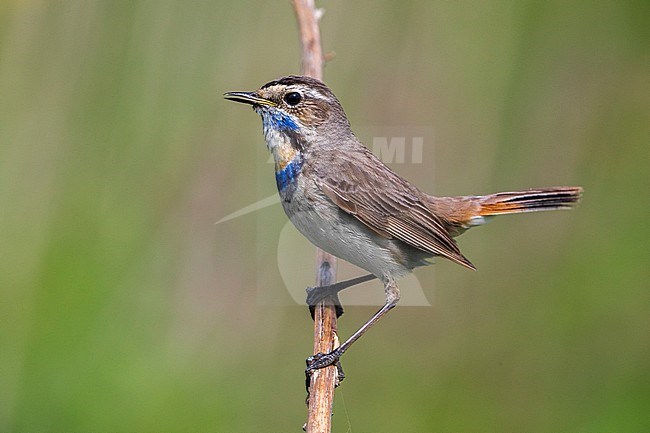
[313,149,475,270]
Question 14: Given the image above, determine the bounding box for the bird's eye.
[283,92,302,106]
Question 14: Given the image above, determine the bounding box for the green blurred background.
[1,1,648,431]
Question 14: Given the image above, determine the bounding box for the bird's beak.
[223,91,276,107]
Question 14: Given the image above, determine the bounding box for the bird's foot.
[305,352,345,395]
[306,286,344,318]
[305,285,327,306]
[306,275,377,319]
[306,348,343,372]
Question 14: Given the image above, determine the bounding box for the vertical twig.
[291,1,339,432]
[292,0,324,80]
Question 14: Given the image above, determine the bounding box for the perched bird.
[224,75,582,372]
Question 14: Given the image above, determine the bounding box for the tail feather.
[478,187,583,216]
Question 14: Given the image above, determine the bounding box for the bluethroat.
[224,75,582,372]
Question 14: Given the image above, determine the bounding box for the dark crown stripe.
[260,75,332,94]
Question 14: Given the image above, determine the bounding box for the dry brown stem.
[291,1,339,432]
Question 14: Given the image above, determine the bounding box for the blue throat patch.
[275,158,303,191]
[266,110,299,132]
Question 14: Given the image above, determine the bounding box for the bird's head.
[224,75,350,152]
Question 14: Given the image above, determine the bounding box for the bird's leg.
[306,273,377,318]
[306,279,400,372]
[305,274,376,394]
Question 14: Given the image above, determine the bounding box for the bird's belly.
[282,188,412,279]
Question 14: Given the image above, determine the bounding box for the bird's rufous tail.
[477,187,583,216]
[424,186,583,237]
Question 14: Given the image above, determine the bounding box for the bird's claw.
[305,351,345,394]
[306,349,342,372]
[306,287,344,318]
